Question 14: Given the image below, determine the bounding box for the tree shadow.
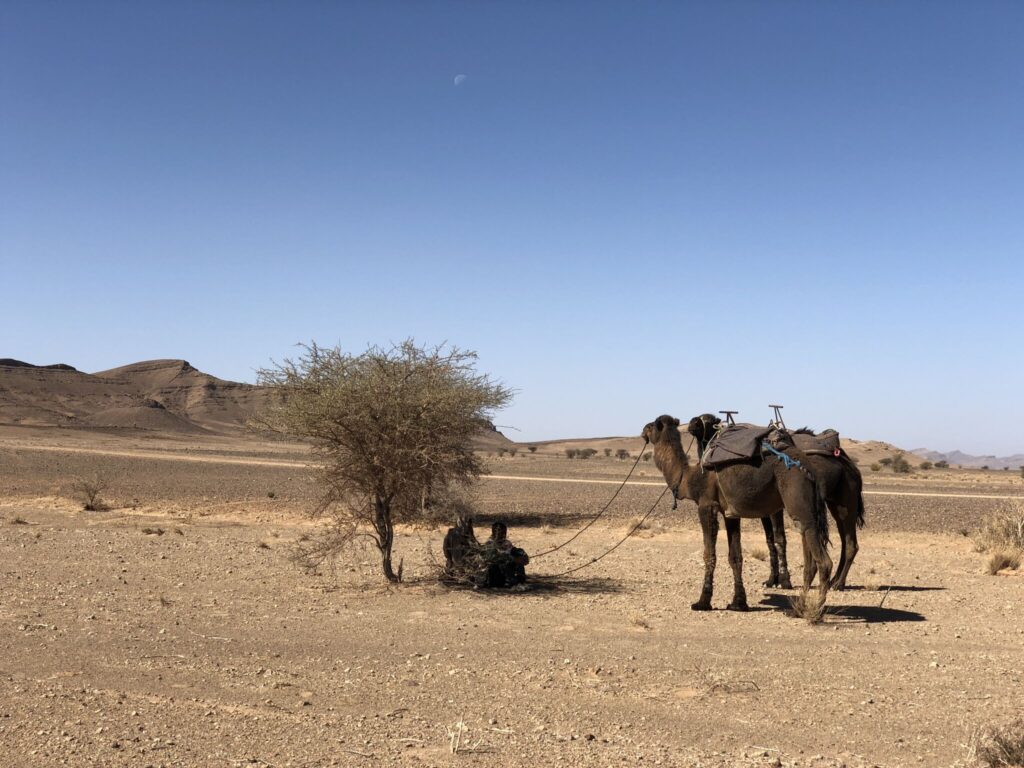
[759,593,926,623]
[440,574,624,596]
[479,512,596,528]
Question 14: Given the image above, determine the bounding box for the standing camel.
[688,415,866,590]
[642,415,832,612]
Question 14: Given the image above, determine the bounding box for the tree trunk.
[374,495,400,582]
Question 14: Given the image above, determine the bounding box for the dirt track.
[2,430,1023,767]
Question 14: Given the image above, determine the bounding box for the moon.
[453,74,467,87]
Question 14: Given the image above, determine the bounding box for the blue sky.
[2,2,1022,455]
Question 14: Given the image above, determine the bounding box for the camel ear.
[672,418,680,426]
[654,416,663,430]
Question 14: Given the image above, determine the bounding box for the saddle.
[791,429,842,457]
[700,423,775,470]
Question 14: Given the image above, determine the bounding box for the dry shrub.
[630,614,651,630]
[626,516,666,538]
[748,546,769,562]
[986,549,1021,575]
[974,502,1024,553]
[691,663,759,695]
[970,717,1024,768]
[788,587,826,624]
[71,473,109,511]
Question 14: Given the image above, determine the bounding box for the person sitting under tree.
[482,520,530,588]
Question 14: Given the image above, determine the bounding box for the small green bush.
[616,449,630,460]
[919,461,932,471]
[935,460,949,469]
[870,463,881,472]
[891,453,912,474]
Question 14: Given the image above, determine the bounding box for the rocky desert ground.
[2,419,1023,768]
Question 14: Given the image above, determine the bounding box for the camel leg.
[770,509,793,589]
[830,511,859,590]
[724,517,748,611]
[800,524,833,605]
[692,506,718,611]
[801,527,815,592]
[760,516,780,587]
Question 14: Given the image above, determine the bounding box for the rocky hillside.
[0,358,514,447]
[0,358,267,434]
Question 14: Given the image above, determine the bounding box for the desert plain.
[1,415,1023,768]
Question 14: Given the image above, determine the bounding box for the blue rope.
[761,441,801,470]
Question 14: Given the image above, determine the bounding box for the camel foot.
[726,600,749,612]
[763,578,778,588]
[779,577,794,590]
[829,578,847,591]
[690,600,713,612]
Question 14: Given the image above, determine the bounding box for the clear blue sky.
[2,2,1022,455]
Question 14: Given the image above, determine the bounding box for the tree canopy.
[258,340,512,581]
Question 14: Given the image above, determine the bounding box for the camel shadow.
[758,593,926,623]
[835,584,945,593]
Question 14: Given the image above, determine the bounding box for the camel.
[688,415,866,590]
[685,414,792,590]
[642,414,832,612]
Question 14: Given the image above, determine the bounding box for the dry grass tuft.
[974,502,1024,576]
[969,717,1024,767]
[630,614,651,630]
[691,663,759,695]
[974,502,1024,552]
[626,516,666,538]
[986,549,1021,575]
[788,588,826,624]
[747,546,769,562]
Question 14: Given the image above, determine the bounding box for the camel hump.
[791,429,842,457]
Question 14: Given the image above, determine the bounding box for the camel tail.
[836,448,867,529]
[815,477,831,548]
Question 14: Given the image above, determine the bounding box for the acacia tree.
[258,340,512,582]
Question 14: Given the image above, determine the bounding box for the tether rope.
[545,484,672,577]
[541,431,695,577]
[531,440,648,559]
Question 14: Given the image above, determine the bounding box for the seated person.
[482,520,529,588]
[443,514,479,573]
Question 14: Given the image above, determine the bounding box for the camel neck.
[655,431,691,494]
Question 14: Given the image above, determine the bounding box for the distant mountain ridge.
[0,358,514,447]
[910,448,1024,471]
[0,357,267,434]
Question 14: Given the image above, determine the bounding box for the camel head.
[642,414,681,445]
[687,413,721,444]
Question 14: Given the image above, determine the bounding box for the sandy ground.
[2,428,1023,767]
